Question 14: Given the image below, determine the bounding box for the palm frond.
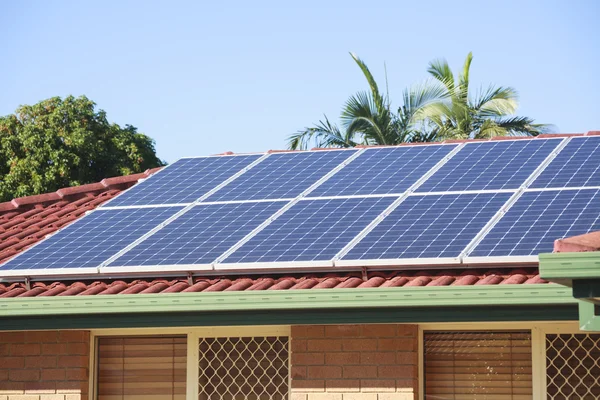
[473,85,519,116]
[287,115,357,150]
[427,57,455,93]
[492,116,554,136]
[341,91,393,145]
[457,52,473,102]
[350,53,387,114]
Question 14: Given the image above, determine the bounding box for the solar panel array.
[1,136,599,277]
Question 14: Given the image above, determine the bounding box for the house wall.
[290,324,419,400]
[0,330,90,400]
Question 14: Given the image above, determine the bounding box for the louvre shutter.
[424,331,532,400]
[97,336,187,400]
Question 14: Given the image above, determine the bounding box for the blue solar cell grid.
[469,189,600,257]
[530,137,600,188]
[0,207,182,271]
[343,193,511,260]
[416,139,561,192]
[206,150,356,202]
[223,197,396,263]
[104,155,261,207]
[110,201,286,266]
[310,145,456,197]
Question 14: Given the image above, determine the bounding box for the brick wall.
[291,324,418,400]
[0,330,90,400]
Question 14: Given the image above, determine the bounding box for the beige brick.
[39,395,66,400]
[343,394,377,400]
[291,394,308,400]
[377,394,414,400]
[307,394,342,400]
[8,396,39,400]
[0,395,7,400]
[65,396,82,400]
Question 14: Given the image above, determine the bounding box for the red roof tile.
[0,268,546,298]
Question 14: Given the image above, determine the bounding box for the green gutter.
[0,284,574,317]
[539,251,600,286]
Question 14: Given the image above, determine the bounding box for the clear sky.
[1,0,598,163]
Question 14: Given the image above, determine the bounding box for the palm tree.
[423,52,551,139]
[288,53,445,150]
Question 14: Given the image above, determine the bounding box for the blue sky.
[1,0,598,163]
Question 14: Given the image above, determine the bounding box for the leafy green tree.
[0,95,165,201]
[424,52,551,139]
[288,53,445,150]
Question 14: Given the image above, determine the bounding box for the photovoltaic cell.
[0,207,182,271]
[309,145,456,197]
[109,201,286,266]
[104,155,261,207]
[342,193,511,260]
[530,137,600,188]
[206,150,356,202]
[469,189,600,257]
[416,139,561,192]
[222,197,396,263]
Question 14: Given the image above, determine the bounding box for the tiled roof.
[0,168,161,265]
[7,133,600,297]
[0,268,546,298]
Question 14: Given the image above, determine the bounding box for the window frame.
[418,321,581,400]
[89,325,291,400]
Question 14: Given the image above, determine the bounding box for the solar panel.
[530,137,600,188]
[468,189,600,257]
[0,207,182,272]
[108,201,286,267]
[206,150,357,202]
[416,139,561,192]
[221,197,395,264]
[104,155,261,207]
[309,145,456,197]
[342,193,511,260]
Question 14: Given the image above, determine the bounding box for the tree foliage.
[424,52,552,139]
[289,53,551,149]
[288,53,444,150]
[0,95,165,201]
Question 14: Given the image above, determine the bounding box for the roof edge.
[0,284,574,317]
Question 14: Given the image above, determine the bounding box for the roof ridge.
[0,168,162,213]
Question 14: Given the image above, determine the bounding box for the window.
[424,331,532,399]
[197,336,289,400]
[96,336,186,400]
[94,330,290,400]
[546,333,600,400]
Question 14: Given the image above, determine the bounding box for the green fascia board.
[539,251,600,286]
[0,305,579,331]
[0,284,574,318]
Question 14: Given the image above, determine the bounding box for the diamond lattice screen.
[198,336,289,400]
[546,333,600,400]
[424,331,532,399]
